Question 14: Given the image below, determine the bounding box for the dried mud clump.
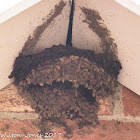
[9,45,121,138]
[25,82,98,138]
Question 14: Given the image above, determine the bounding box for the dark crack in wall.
[66,0,75,46]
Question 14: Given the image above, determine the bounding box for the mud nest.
[9,44,122,138]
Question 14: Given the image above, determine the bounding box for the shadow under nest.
[9,44,122,138]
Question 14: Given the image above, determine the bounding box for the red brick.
[0,119,140,140]
[51,120,140,140]
[97,96,113,116]
[122,86,140,117]
[0,84,113,116]
[0,84,34,112]
[0,119,40,140]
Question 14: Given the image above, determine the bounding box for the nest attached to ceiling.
[9,45,121,138]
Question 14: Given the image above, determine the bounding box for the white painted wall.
[0,0,140,96]
[131,0,140,5]
[0,0,23,13]
[0,0,41,23]
[115,0,140,16]
[0,0,70,89]
[72,0,140,95]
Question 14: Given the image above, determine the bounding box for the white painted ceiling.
[131,0,140,5]
[0,0,23,13]
[0,0,41,23]
[115,0,140,16]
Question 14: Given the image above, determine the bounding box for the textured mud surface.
[19,50,117,95]
[9,45,121,84]
[9,44,121,138]
[22,82,98,138]
[82,7,119,58]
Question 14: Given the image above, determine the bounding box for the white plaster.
[115,0,140,16]
[72,0,140,95]
[34,1,71,52]
[0,0,70,89]
[72,3,102,53]
[0,0,41,23]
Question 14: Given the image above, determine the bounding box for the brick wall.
[0,83,140,140]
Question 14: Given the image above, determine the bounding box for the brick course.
[0,84,140,140]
